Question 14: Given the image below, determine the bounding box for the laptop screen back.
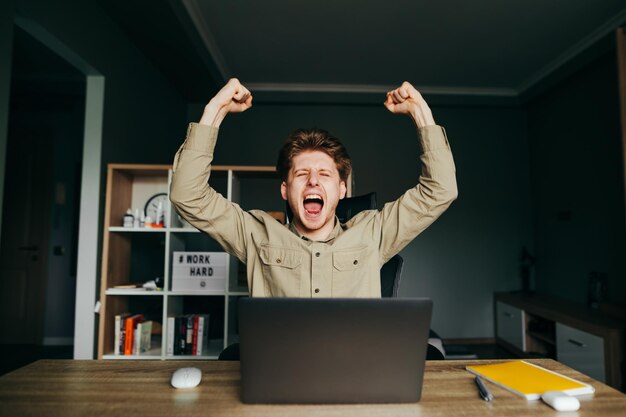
[239,297,432,404]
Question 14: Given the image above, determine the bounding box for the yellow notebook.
[466,360,595,400]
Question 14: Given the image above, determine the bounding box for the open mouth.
[303,194,324,216]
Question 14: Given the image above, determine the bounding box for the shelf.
[98,164,272,360]
[228,291,249,296]
[106,288,164,296]
[109,227,166,233]
[165,339,223,360]
[168,291,228,296]
[527,330,556,346]
[102,345,163,360]
[105,289,250,296]
[169,227,200,233]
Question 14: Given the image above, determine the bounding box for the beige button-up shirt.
[170,123,457,298]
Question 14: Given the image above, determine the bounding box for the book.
[466,360,595,400]
[123,314,144,355]
[196,314,209,356]
[134,320,153,354]
[166,317,175,355]
[192,315,199,355]
[176,316,186,355]
[185,314,194,355]
[114,313,130,355]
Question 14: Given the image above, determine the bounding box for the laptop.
[238,297,432,404]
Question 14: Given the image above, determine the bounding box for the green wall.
[527,49,625,305]
[0,0,16,243]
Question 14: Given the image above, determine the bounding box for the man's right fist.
[199,78,252,127]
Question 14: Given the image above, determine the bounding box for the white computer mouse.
[171,367,202,389]
[541,391,581,411]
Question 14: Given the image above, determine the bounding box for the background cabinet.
[556,322,605,383]
[97,163,282,359]
[494,292,624,390]
[495,301,525,352]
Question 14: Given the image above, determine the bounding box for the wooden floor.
[0,344,73,376]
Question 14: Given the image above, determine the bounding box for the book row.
[166,314,210,356]
[113,313,210,356]
[113,313,153,355]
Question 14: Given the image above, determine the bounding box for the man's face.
[281,150,347,239]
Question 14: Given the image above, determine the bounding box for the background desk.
[1,359,624,416]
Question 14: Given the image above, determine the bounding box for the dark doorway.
[0,26,84,371]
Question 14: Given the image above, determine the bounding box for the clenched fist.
[200,78,253,127]
[384,81,435,127]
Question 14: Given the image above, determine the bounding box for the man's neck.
[292,220,336,242]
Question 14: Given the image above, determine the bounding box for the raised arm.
[376,81,458,263]
[169,79,253,261]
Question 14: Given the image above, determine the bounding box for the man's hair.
[276,128,352,182]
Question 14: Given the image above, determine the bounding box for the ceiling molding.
[14,15,100,76]
[180,0,230,82]
[247,83,518,97]
[517,6,626,95]
[178,1,625,102]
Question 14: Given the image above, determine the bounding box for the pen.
[475,376,494,401]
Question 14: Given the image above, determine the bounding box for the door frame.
[0,16,104,359]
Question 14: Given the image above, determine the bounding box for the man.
[170,78,457,298]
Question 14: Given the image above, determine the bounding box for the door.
[0,125,53,343]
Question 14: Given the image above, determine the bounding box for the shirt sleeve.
[169,122,249,261]
[377,125,458,264]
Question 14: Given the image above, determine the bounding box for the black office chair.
[335,193,445,360]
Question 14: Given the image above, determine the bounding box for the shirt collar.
[288,217,344,243]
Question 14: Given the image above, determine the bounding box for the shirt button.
[353,260,358,265]
[315,252,321,257]
[314,288,320,293]
[276,259,281,264]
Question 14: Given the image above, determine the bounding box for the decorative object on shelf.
[144,192,168,227]
[142,280,158,290]
[133,208,141,228]
[520,247,535,295]
[123,209,134,227]
[172,252,228,292]
[587,271,608,309]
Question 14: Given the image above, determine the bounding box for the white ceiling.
[178,0,626,100]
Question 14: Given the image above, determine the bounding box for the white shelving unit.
[97,164,280,360]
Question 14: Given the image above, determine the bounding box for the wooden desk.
[0,359,624,416]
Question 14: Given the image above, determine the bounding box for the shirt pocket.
[332,246,369,296]
[259,245,303,296]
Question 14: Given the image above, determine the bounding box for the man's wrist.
[409,103,435,128]
[199,102,227,127]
